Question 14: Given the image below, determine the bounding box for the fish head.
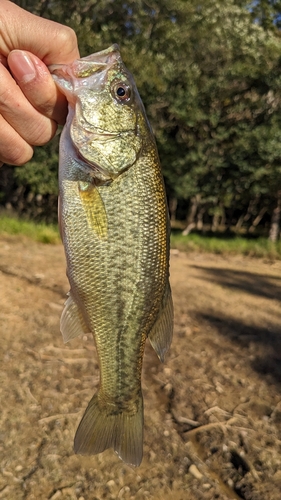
[51,45,150,180]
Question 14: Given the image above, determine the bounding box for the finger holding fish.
[0,0,79,165]
[0,52,62,165]
[8,50,69,125]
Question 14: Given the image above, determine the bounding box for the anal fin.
[60,292,89,343]
[148,283,173,362]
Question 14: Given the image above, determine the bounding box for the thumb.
[8,50,68,124]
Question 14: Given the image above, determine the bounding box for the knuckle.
[6,146,34,166]
[55,26,78,53]
[0,86,13,107]
[34,95,53,117]
[31,121,57,146]
[0,115,34,165]
[36,94,59,121]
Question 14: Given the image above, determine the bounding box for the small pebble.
[189,464,203,480]
[203,483,211,489]
[107,480,116,489]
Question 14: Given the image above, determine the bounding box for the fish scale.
[51,44,173,466]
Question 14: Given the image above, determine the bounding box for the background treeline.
[1,0,281,241]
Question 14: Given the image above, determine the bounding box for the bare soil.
[0,236,281,500]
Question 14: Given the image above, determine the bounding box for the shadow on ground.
[190,265,281,302]
[197,311,281,385]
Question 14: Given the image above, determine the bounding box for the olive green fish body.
[52,45,173,466]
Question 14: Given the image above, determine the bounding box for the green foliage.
[14,138,59,196]
[2,0,281,237]
[0,214,60,244]
[1,213,280,259]
[171,231,281,259]
[246,0,281,30]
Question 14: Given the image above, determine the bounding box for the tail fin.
[74,392,143,467]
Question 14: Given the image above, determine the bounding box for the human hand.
[0,0,79,166]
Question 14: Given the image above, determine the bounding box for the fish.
[50,44,173,467]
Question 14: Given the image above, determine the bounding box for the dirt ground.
[0,235,281,500]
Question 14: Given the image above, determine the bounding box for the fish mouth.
[72,44,121,78]
[49,44,121,80]
[75,44,120,67]
[49,44,125,110]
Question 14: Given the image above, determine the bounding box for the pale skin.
[0,0,80,166]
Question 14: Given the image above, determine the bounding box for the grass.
[171,231,281,259]
[0,214,60,244]
[0,214,280,258]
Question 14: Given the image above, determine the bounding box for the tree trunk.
[269,191,281,242]
[182,222,196,235]
[212,201,225,232]
[235,214,245,231]
[248,206,267,233]
[197,207,205,231]
[212,213,220,232]
[236,197,259,231]
[168,197,178,223]
[182,195,199,235]
[220,206,226,228]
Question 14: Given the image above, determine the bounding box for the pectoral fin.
[60,292,89,343]
[148,283,173,362]
[78,181,108,239]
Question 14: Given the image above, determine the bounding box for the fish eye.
[112,81,131,103]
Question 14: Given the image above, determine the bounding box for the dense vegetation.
[1,0,281,241]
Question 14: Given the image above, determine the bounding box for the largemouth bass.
[51,45,173,467]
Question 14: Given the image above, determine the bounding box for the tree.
[246,0,281,31]
[3,0,281,240]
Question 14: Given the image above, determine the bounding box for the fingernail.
[8,50,36,84]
